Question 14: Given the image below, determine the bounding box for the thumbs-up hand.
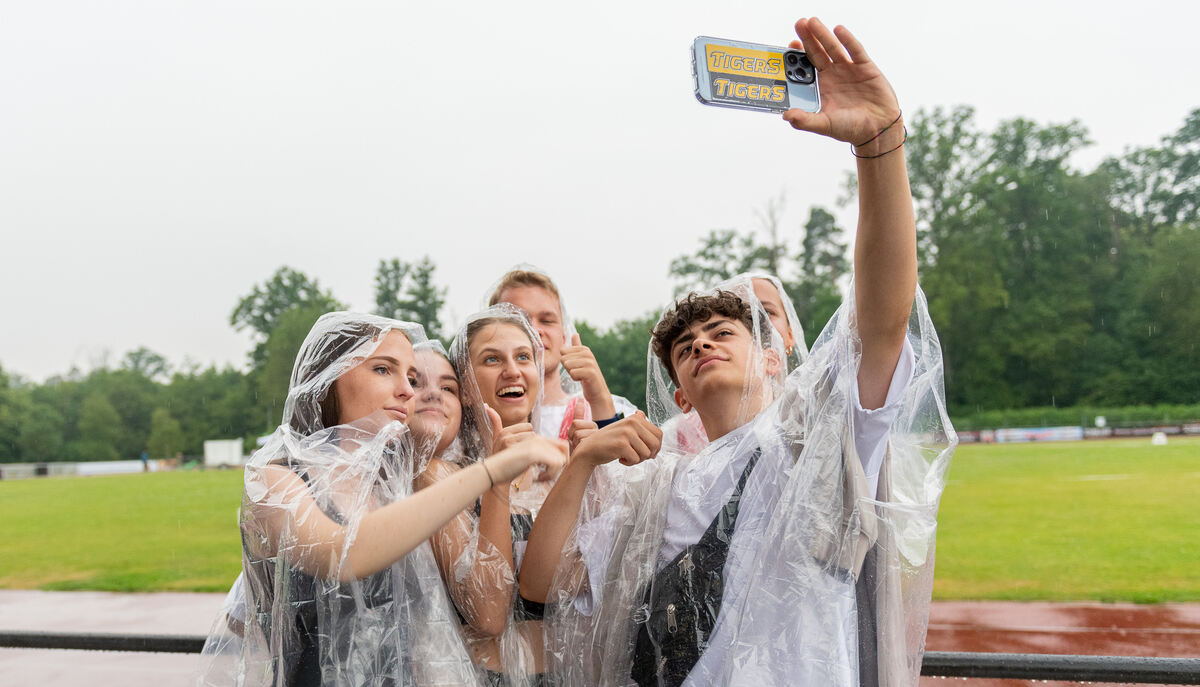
[559,332,616,420]
[485,403,535,456]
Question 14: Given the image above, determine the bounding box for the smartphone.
[692,36,820,114]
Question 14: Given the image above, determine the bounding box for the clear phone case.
[692,36,820,114]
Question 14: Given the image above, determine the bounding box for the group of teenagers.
[195,18,955,687]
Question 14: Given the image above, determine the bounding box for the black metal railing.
[0,630,206,654]
[2,631,1199,684]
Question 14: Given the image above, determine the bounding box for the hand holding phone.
[693,19,904,151]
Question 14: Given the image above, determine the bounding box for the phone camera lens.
[783,49,815,84]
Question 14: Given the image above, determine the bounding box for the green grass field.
[934,436,1200,602]
[0,470,244,591]
[1,437,1197,600]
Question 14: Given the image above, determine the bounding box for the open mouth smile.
[496,385,527,402]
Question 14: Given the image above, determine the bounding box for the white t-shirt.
[573,340,915,685]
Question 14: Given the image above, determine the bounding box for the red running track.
[923,601,1200,686]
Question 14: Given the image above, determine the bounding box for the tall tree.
[898,107,1126,411]
[374,256,447,340]
[399,256,447,340]
[1116,223,1200,403]
[17,401,66,462]
[258,305,329,429]
[231,266,344,366]
[72,393,122,461]
[121,347,170,381]
[146,407,185,458]
[1101,107,1200,239]
[787,206,849,347]
[374,258,409,320]
[752,192,789,277]
[668,229,776,294]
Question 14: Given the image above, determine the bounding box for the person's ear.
[764,348,783,377]
[673,387,693,413]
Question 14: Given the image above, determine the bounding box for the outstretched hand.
[782,18,900,146]
[573,411,662,468]
[484,403,567,482]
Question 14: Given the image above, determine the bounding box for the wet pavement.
[0,590,223,687]
[922,601,1200,686]
[2,591,1197,686]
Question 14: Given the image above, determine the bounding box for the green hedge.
[951,403,1200,432]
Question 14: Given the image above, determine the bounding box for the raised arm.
[782,18,916,409]
[246,437,564,584]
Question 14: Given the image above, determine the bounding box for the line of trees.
[660,106,1200,413]
[2,107,1197,462]
[0,258,447,463]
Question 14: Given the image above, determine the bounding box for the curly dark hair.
[651,290,756,386]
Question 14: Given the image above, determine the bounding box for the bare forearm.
[517,459,595,603]
[336,461,494,581]
[853,123,917,408]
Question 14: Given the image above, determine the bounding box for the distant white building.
[203,439,245,468]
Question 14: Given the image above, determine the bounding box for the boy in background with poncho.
[519,17,955,687]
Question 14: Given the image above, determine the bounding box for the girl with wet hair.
[194,313,562,687]
[437,304,572,685]
[487,266,639,441]
[404,340,528,662]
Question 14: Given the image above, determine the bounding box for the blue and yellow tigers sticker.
[704,44,788,108]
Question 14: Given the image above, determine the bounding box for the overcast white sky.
[3,0,1198,381]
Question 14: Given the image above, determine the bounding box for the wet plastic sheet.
[657,273,808,458]
[443,304,551,684]
[543,285,954,686]
[195,313,485,686]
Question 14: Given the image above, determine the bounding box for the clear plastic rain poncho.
[195,312,486,687]
[444,304,554,683]
[660,273,809,456]
[405,337,529,683]
[486,264,640,435]
[542,282,955,686]
[721,272,808,371]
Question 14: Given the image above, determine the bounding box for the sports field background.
[1,437,1197,601]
